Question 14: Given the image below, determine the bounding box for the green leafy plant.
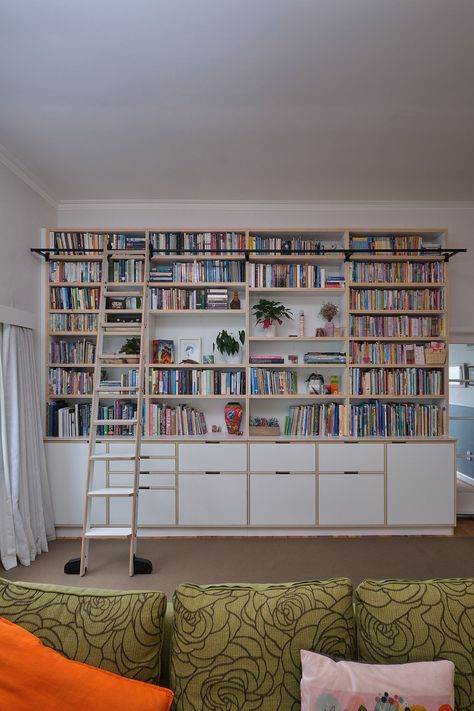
[119,337,140,355]
[319,302,339,322]
[252,299,293,329]
[215,330,245,356]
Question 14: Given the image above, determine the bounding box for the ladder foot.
[64,557,81,575]
[133,555,153,574]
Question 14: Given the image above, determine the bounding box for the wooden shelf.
[349,282,445,288]
[149,363,246,369]
[249,254,343,263]
[151,254,245,262]
[50,309,100,314]
[148,282,246,288]
[249,287,345,293]
[48,363,95,368]
[249,394,346,399]
[49,255,103,261]
[349,394,445,399]
[349,363,443,368]
[148,394,245,399]
[49,331,98,336]
[249,363,346,368]
[349,255,445,262]
[149,309,245,315]
[349,309,446,315]
[50,282,102,287]
[249,336,345,341]
[48,394,93,399]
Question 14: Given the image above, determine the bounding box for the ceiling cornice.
[0,146,58,209]
[57,199,474,212]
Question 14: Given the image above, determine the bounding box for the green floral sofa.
[0,576,473,711]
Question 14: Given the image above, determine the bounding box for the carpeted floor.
[2,531,474,597]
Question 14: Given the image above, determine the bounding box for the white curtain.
[0,323,55,570]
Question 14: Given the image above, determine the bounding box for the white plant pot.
[264,325,277,337]
[215,349,243,365]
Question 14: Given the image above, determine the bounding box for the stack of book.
[149,265,173,282]
[249,355,285,365]
[326,275,345,288]
[206,288,228,310]
[304,352,346,364]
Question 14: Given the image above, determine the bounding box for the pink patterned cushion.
[300,650,454,711]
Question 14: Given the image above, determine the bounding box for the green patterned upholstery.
[170,579,355,711]
[355,578,474,711]
[0,577,167,684]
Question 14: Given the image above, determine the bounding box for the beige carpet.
[2,535,474,598]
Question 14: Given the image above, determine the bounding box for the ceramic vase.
[324,321,335,337]
[224,401,243,435]
[264,324,277,337]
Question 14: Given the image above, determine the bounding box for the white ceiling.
[0,0,473,203]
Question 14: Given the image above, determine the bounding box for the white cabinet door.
[108,442,175,457]
[387,443,455,525]
[250,474,316,525]
[319,443,384,472]
[319,474,385,526]
[179,474,247,525]
[249,443,315,472]
[178,444,247,472]
[45,442,106,525]
[109,490,176,526]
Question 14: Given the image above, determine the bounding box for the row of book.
[50,314,98,333]
[50,287,100,310]
[350,341,440,365]
[148,404,207,436]
[284,403,345,437]
[350,261,444,283]
[148,288,231,311]
[350,234,424,253]
[96,402,138,436]
[149,261,245,283]
[349,402,444,437]
[48,369,93,395]
[248,235,339,254]
[109,235,146,250]
[47,401,91,437]
[250,368,297,395]
[100,370,139,389]
[350,289,445,311]
[50,232,104,253]
[350,368,444,396]
[150,232,246,255]
[303,352,346,364]
[248,263,344,289]
[108,259,144,283]
[150,369,245,396]
[49,339,96,364]
[350,316,444,338]
[49,261,101,283]
[106,296,142,309]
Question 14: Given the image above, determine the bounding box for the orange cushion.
[0,616,174,711]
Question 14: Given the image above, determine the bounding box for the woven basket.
[249,426,281,437]
[424,347,447,365]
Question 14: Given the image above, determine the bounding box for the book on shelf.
[351,261,444,284]
[250,368,297,395]
[109,234,146,250]
[50,313,98,333]
[350,401,444,437]
[47,401,91,437]
[49,260,102,283]
[206,288,229,310]
[350,367,443,396]
[150,368,245,396]
[150,232,246,255]
[149,287,233,310]
[303,352,346,364]
[283,403,345,437]
[50,287,100,310]
[350,315,444,338]
[148,403,208,436]
[350,234,424,254]
[249,355,285,364]
[350,288,445,310]
[49,339,96,364]
[96,401,138,436]
[248,235,341,255]
[48,368,93,396]
[149,260,245,283]
[50,232,104,253]
[109,258,144,283]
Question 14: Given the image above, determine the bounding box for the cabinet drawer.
[109,473,175,488]
[109,458,176,473]
[250,474,315,525]
[178,443,247,472]
[319,443,384,472]
[249,443,315,472]
[319,473,385,526]
[179,474,247,525]
[109,490,176,526]
[108,442,175,457]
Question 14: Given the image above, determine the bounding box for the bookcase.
[43,227,457,535]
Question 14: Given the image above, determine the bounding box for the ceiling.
[1,0,473,203]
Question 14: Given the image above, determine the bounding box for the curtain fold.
[0,324,55,570]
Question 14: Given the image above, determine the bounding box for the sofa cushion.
[355,578,474,711]
[0,577,167,684]
[170,578,355,711]
[0,616,174,711]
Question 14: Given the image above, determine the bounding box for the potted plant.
[252,299,293,337]
[119,337,140,363]
[319,302,339,337]
[214,330,245,364]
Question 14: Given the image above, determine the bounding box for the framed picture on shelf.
[179,337,201,363]
[152,339,175,364]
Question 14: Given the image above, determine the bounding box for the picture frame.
[203,354,214,364]
[152,339,175,364]
[179,337,202,363]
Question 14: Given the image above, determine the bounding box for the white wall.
[0,161,56,325]
[57,201,474,338]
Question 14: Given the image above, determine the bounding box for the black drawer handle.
[275,471,290,475]
[205,470,220,475]
[344,471,359,475]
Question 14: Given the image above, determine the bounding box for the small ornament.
[230,291,241,310]
[224,402,243,434]
[305,373,324,394]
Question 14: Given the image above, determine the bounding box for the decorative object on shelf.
[299,310,305,336]
[119,337,140,364]
[280,240,292,254]
[305,373,325,394]
[252,299,293,337]
[107,297,126,310]
[224,401,243,435]
[424,343,447,364]
[203,355,215,364]
[334,327,343,337]
[249,417,280,436]
[214,330,245,364]
[288,355,299,364]
[319,302,339,337]
[315,328,326,337]
[211,425,222,432]
[179,337,202,364]
[152,339,174,364]
[330,375,340,394]
[229,290,241,310]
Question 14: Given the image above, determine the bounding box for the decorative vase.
[224,349,243,365]
[264,324,277,337]
[224,402,243,435]
[229,291,241,310]
[324,321,335,337]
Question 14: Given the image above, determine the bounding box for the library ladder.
[66,242,152,576]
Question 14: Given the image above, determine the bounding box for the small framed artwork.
[203,355,215,364]
[179,337,202,363]
[152,339,175,364]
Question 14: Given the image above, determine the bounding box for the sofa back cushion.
[355,578,474,711]
[170,578,355,711]
[0,577,167,684]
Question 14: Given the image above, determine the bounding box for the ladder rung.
[90,455,136,461]
[98,354,140,359]
[102,327,142,333]
[105,292,143,297]
[88,488,134,497]
[108,253,146,260]
[93,419,138,425]
[85,527,132,538]
[97,386,140,391]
